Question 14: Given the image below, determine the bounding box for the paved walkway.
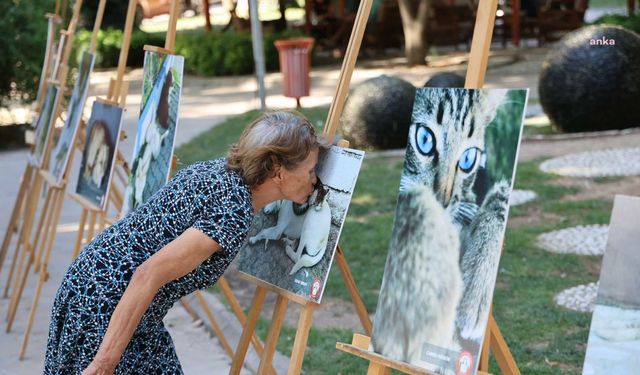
[0,47,547,374]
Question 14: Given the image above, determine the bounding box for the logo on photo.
[310,277,322,299]
[456,351,474,375]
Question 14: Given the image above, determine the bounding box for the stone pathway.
[537,225,609,256]
[510,189,537,206]
[554,282,599,313]
[539,147,640,178]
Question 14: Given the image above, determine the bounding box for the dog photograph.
[237,146,364,303]
[121,51,184,214]
[583,195,640,375]
[48,51,96,185]
[30,85,62,168]
[371,88,527,374]
[75,101,124,210]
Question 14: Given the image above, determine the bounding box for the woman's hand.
[81,358,116,375]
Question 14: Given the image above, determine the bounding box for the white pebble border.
[509,189,537,206]
[539,147,640,177]
[554,282,599,313]
[537,225,609,256]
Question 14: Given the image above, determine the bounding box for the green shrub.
[80,0,142,30]
[0,0,51,106]
[73,28,305,77]
[73,27,165,68]
[175,29,305,76]
[591,13,640,35]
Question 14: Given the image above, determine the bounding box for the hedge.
[0,0,50,105]
[73,28,305,76]
[591,13,640,35]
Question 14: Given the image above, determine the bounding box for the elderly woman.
[44,111,328,374]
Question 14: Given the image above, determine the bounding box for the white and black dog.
[249,178,332,275]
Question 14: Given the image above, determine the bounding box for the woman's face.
[279,148,319,204]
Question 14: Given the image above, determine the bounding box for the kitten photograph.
[371,88,527,374]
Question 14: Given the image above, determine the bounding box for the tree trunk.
[397,0,431,65]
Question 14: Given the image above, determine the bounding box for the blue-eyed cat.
[373,88,510,369]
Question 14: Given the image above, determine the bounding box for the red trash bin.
[274,38,315,108]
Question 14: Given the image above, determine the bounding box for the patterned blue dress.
[44,158,254,374]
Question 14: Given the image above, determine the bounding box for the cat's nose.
[438,166,456,207]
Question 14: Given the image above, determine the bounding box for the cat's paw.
[479,180,510,223]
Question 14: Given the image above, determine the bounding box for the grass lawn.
[175,107,612,374]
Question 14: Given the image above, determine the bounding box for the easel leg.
[99,203,108,232]
[230,286,266,375]
[71,208,88,259]
[335,245,372,335]
[34,188,57,273]
[217,277,272,365]
[20,188,65,359]
[5,172,44,298]
[86,211,97,243]
[258,295,289,374]
[488,314,521,375]
[287,303,315,375]
[3,233,24,299]
[6,187,55,331]
[367,362,388,375]
[0,165,32,270]
[3,175,45,298]
[193,291,235,358]
[479,323,491,371]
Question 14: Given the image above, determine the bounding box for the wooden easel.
[3,0,84,331]
[34,12,63,114]
[0,0,66,289]
[335,1,521,374]
[67,0,141,257]
[229,0,376,372]
[1,0,115,359]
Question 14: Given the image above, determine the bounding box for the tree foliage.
[0,0,52,106]
[80,0,142,30]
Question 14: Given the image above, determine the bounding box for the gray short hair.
[227,111,330,187]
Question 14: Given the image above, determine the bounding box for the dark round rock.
[341,75,416,150]
[539,25,640,133]
[424,72,466,88]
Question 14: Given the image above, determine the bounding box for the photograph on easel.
[49,33,66,87]
[371,88,528,375]
[34,16,60,110]
[121,51,184,214]
[75,101,123,209]
[583,195,640,375]
[30,85,62,167]
[237,146,364,303]
[48,51,96,185]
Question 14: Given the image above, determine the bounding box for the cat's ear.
[478,89,507,125]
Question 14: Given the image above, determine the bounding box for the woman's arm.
[82,228,220,375]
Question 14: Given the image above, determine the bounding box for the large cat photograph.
[237,146,364,303]
[371,88,527,374]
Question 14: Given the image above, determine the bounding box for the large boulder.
[424,72,466,88]
[539,25,640,133]
[341,75,416,150]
